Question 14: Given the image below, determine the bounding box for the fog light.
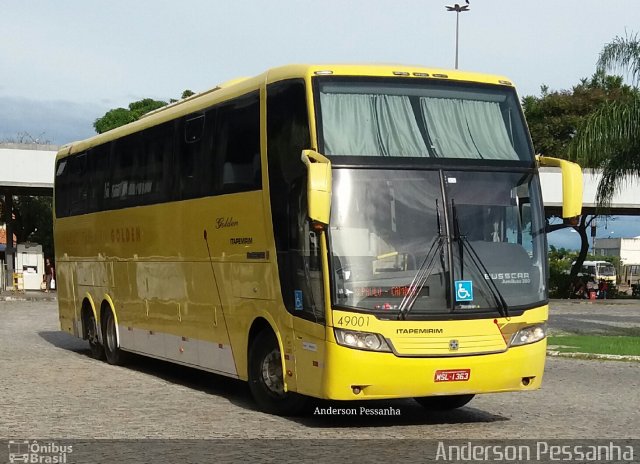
[522,376,535,386]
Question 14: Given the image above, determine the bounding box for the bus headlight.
[509,324,547,347]
[334,328,391,352]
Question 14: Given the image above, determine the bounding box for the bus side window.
[110,136,135,208]
[266,79,323,320]
[200,107,217,197]
[69,153,88,216]
[215,92,261,193]
[141,122,174,204]
[87,144,109,213]
[55,159,69,217]
[178,114,205,200]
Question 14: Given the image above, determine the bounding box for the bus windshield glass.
[597,263,616,276]
[316,78,532,161]
[329,169,546,315]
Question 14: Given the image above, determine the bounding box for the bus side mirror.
[301,149,332,228]
[537,155,583,221]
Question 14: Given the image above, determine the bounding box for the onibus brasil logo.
[7,440,72,464]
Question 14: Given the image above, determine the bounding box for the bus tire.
[83,307,104,360]
[414,394,475,411]
[248,330,307,416]
[102,307,126,366]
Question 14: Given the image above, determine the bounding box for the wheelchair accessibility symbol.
[455,280,473,302]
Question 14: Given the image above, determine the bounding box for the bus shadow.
[293,399,508,427]
[39,330,509,426]
[38,330,255,410]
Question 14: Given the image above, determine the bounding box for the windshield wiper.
[398,200,444,320]
[451,200,509,318]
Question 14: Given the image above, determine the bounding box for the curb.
[0,294,57,302]
[547,350,640,362]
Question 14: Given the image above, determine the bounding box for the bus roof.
[57,63,516,159]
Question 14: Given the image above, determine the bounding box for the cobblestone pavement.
[0,300,638,441]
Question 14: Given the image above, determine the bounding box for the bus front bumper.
[321,339,546,401]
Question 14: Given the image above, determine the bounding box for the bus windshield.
[329,169,546,315]
[597,263,616,276]
[316,77,532,161]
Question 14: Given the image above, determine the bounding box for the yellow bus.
[54,64,582,415]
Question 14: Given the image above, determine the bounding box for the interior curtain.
[420,98,518,160]
[320,93,427,156]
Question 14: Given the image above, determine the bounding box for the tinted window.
[178,114,205,199]
[69,153,88,216]
[143,122,174,203]
[88,144,109,213]
[266,80,320,319]
[54,93,261,217]
[215,93,261,193]
[54,159,69,217]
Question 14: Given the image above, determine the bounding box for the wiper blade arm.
[398,200,444,320]
[397,236,443,320]
[451,199,464,278]
[461,238,510,318]
[450,200,509,318]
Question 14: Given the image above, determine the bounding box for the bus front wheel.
[248,330,307,416]
[414,394,475,411]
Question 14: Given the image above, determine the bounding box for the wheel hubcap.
[261,349,284,396]
[106,317,117,352]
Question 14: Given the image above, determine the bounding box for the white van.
[579,260,617,283]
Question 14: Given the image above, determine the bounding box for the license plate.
[434,369,470,382]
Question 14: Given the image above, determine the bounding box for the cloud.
[0,97,108,145]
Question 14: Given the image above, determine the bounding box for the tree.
[94,90,197,134]
[522,72,633,294]
[570,32,640,206]
[0,135,55,259]
[0,196,54,259]
[522,70,633,160]
[94,98,167,134]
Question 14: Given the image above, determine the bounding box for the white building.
[0,143,57,289]
[593,237,640,285]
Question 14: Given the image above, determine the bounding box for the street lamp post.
[445,2,470,69]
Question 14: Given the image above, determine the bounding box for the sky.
[1,0,640,247]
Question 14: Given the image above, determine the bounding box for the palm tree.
[571,33,640,206]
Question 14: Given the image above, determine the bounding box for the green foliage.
[522,70,633,161]
[570,95,640,205]
[548,335,640,356]
[93,90,196,134]
[547,245,621,298]
[570,32,640,205]
[0,196,54,259]
[93,107,137,134]
[597,32,640,85]
[94,99,166,134]
[548,246,576,298]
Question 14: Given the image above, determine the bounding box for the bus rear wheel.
[102,308,126,365]
[84,310,104,360]
[248,330,307,416]
[414,394,475,411]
